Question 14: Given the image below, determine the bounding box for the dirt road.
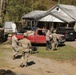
[0,42,76,75]
[65,41,76,48]
[2,55,76,75]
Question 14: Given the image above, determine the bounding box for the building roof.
[46,4,76,23]
[22,4,76,23]
[22,10,47,20]
[50,11,75,23]
[58,4,76,20]
[39,14,64,22]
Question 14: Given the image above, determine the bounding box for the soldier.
[19,33,32,67]
[51,29,58,50]
[11,33,19,60]
[46,29,51,50]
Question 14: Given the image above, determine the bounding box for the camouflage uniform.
[19,33,32,67]
[51,30,58,50]
[12,34,19,59]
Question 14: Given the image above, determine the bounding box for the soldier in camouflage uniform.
[19,33,32,67]
[51,29,58,50]
[12,33,19,60]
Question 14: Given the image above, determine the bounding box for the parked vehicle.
[15,28,65,45]
[4,22,17,33]
[56,27,76,40]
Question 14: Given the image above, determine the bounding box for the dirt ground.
[65,41,76,48]
[0,41,76,75]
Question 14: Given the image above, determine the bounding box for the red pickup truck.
[15,28,65,45]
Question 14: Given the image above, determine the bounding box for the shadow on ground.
[15,55,22,59]
[0,69,27,75]
[0,69,16,75]
[27,61,35,66]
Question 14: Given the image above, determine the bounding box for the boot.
[20,63,25,68]
[13,55,16,60]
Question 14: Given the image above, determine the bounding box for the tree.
[1,0,75,24]
[0,0,8,24]
[72,0,76,5]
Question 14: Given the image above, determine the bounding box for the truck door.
[35,30,46,44]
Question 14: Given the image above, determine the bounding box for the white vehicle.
[4,22,17,33]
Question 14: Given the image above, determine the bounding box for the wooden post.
[51,22,53,31]
[67,24,69,27]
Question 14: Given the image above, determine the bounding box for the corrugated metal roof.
[22,10,47,20]
[58,4,76,20]
[39,14,64,22]
[22,4,76,23]
[51,11,75,23]
[47,4,76,23]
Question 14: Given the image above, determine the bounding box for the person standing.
[19,33,32,67]
[11,33,19,60]
[51,29,58,50]
[46,29,51,50]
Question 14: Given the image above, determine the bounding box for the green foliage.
[53,0,76,5]
[60,0,72,4]
[34,1,47,10]
[2,0,76,23]
[3,0,57,22]
[0,45,10,67]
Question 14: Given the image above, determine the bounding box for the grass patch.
[0,50,9,67]
[0,43,12,67]
[0,42,76,67]
[34,45,76,61]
